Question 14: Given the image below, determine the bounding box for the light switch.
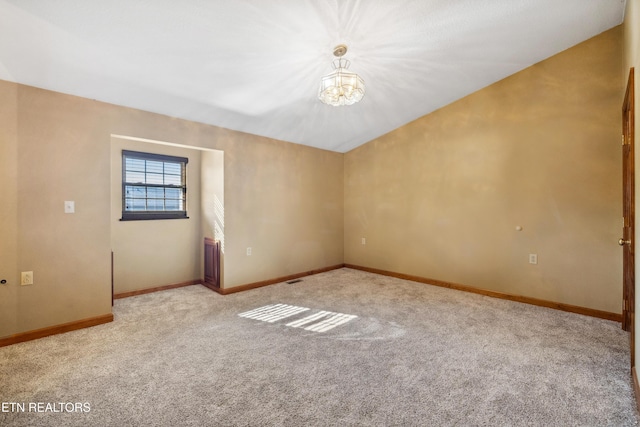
[64,201,75,214]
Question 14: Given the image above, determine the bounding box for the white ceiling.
[0,0,627,152]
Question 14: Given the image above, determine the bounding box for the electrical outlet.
[246,247,252,256]
[361,237,366,245]
[529,254,538,265]
[21,271,33,286]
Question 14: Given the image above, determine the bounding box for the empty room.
[2,0,640,425]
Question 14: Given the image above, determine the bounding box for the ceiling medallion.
[318,44,365,106]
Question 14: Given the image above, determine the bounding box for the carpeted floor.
[0,268,638,426]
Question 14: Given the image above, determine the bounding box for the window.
[121,150,188,220]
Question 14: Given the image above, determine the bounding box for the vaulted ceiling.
[0,0,627,152]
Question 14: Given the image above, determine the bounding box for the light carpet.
[0,268,638,426]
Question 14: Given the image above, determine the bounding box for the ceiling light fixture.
[318,44,365,106]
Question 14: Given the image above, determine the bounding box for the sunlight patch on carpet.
[239,304,357,333]
[287,312,358,332]
[238,304,309,323]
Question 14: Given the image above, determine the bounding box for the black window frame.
[121,150,189,221]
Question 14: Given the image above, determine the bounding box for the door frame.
[622,67,635,369]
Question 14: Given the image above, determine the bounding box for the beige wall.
[345,27,624,313]
[1,82,344,339]
[624,0,640,370]
[1,20,626,340]
[223,138,344,287]
[14,86,113,334]
[110,138,203,294]
[201,149,225,283]
[0,80,18,337]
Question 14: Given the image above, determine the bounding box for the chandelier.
[318,44,365,106]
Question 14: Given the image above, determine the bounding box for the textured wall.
[201,149,225,284]
[0,80,18,337]
[222,137,344,287]
[14,86,113,334]
[345,27,624,313]
[110,138,203,294]
[0,24,625,340]
[0,83,344,338]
